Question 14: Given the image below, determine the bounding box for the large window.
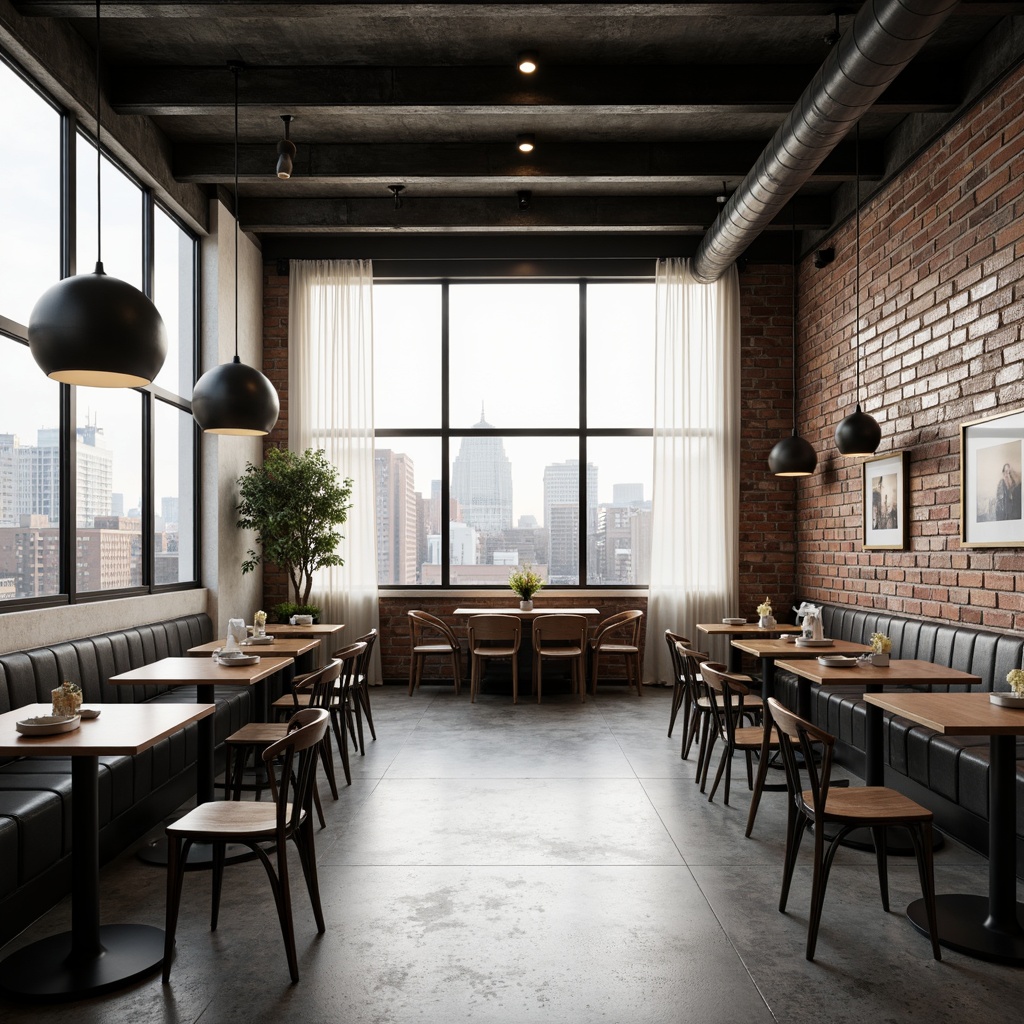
[0,53,198,607]
[373,280,654,587]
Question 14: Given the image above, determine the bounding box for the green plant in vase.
[509,565,545,609]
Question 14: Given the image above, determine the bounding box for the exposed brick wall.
[739,264,800,618]
[796,64,1024,632]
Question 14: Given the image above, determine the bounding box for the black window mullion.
[440,281,450,587]
[578,280,587,585]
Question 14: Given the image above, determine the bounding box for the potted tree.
[236,447,353,621]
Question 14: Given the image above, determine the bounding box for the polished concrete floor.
[2,683,1023,1023]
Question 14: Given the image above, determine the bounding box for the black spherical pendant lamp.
[835,123,881,458]
[769,208,817,477]
[192,62,279,437]
[27,0,167,388]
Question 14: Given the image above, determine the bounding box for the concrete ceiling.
[11,1,1024,260]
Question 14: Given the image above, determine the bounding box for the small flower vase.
[758,615,775,628]
[871,653,889,667]
[519,599,533,611]
[52,688,82,718]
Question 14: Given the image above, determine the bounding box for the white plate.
[244,636,276,645]
[215,653,259,666]
[16,715,81,735]
[817,656,858,668]
[79,707,101,719]
[795,638,833,647]
[722,617,747,625]
[990,693,1024,709]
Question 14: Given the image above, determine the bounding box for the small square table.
[187,636,321,675]
[696,622,799,672]
[864,691,1024,964]
[734,638,872,701]
[263,623,346,665]
[0,701,215,1000]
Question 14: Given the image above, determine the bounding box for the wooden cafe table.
[864,691,1024,964]
[696,622,799,672]
[0,701,214,1000]
[264,622,346,666]
[733,637,871,701]
[187,636,321,676]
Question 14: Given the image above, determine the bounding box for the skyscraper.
[543,459,597,583]
[375,449,419,584]
[450,410,513,538]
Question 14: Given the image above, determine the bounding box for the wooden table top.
[697,622,798,636]
[776,658,982,688]
[109,656,294,687]
[864,691,1024,735]
[264,623,345,638]
[453,607,600,618]
[187,637,320,658]
[0,702,215,757]
[734,638,871,659]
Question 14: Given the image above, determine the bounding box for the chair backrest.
[533,614,588,647]
[593,609,643,646]
[700,662,755,741]
[408,610,459,650]
[469,614,521,650]
[664,630,692,683]
[262,707,331,836]
[306,658,343,710]
[674,643,708,701]
[338,630,378,684]
[766,697,836,822]
[330,641,367,698]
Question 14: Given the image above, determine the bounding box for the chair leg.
[632,652,643,696]
[910,822,941,960]
[871,826,890,911]
[511,653,519,705]
[293,818,326,934]
[681,705,700,760]
[408,652,417,696]
[745,727,774,838]
[451,651,462,695]
[778,802,806,913]
[806,825,829,960]
[535,653,543,704]
[319,736,339,799]
[700,728,718,792]
[352,698,365,755]
[589,650,600,697]
[312,778,326,829]
[470,653,479,703]
[162,835,188,983]
[211,841,226,930]
[707,744,729,802]
[358,683,376,741]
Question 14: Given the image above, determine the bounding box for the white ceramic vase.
[758,615,775,628]
[871,653,890,667]
[519,599,533,611]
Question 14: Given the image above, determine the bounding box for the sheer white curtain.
[648,258,740,682]
[289,259,381,681]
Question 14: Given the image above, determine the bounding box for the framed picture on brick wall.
[961,408,1024,548]
[863,451,909,550]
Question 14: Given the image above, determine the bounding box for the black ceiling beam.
[174,139,885,183]
[108,64,960,116]
[16,1,1021,17]
[239,194,831,233]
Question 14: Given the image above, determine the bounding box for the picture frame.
[863,451,910,551]
[960,407,1024,548]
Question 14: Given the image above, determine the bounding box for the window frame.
[0,49,201,612]
[374,276,654,590]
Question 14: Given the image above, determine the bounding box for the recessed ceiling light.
[517,51,538,74]
[516,133,535,154]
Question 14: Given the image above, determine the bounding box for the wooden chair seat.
[167,800,303,839]
[809,786,934,824]
[696,693,763,711]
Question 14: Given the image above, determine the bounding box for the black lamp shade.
[192,356,280,435]
[834,403,881,457]
[276,139,295,179]
[28,263,168,387]
[768,430,818,476]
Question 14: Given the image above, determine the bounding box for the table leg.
[0,756,164,1000]
[907,734,1024,963]
[727,642,742,674]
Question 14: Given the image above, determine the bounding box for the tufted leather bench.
[0,613,263,946]
[773,604,1024,875]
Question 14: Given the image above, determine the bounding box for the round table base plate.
[137,837,257,870]
[908,894,1024,964]
[0,924,163,1001]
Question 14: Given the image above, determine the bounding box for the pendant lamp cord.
[232,62,240,362]
[95,0,102,267]
[854,121,861,406]
[791,202,797,432]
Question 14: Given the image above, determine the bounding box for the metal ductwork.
[691,0,961,283]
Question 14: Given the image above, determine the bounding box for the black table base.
[137,837,256,869]
[0,921,164,1001]
[908,894,1024,965]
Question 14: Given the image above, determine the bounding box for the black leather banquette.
[772,603,1024,874]
[0,613,257,946]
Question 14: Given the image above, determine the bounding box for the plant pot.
[519,600,533,611]
[871,653,889,667]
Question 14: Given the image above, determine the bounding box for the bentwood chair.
[347,629,379,743]
[468,614,521,703]
[589,610,644,697]
[408,610,463,695]
[533,614,588,703]
[699,662,776,809]
[226,659,345,823]
[767,698,941,962]
[163,708,330,984]
[664,629,692,737]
